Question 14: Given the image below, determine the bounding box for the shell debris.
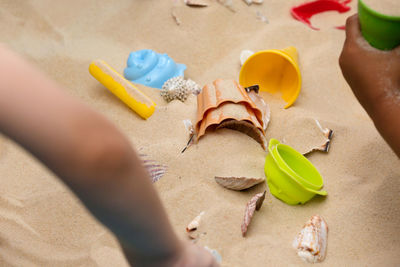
[303,120,334,155]
[186,211,205,239]
[215,176,265,191]
[184,0,209,7]
[241,191,266,237]
[292,215,328,263]
[240,50,254,66]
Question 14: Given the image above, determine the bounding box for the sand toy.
[89,60,156,119]
[195,79,269,149]
[359,0,400,50]
[264,139,327,205]
[239,47,301,109]
[124,49,186,89]
[290,0,352,30]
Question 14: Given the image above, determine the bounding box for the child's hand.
[339,14,400,118]
[340,14,400,157]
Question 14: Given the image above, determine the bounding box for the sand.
[0,0,400,266]
[362,0,400,16]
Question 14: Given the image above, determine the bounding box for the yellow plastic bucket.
[239,47,301,109]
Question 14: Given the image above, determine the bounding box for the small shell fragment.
[186,211,205,236]
[241,191,266,237]
[138,152,167,183]
[256,11,269,24]
[292,215,328,263]
[303,120,334,156]
[240,50,254,66]
[243,0,263,4]
[215,176,264,190]
[184,0,209,7]
[204,246,222,263]
[182,119,196,153]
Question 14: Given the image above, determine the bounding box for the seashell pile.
[292,215,328,263]
[161,76,202,103]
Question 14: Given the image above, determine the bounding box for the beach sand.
[362,0,400,16]
[0,0,400,266]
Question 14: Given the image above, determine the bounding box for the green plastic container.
[358,0,400,50]
[264,139,327,205]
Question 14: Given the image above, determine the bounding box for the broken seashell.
[217,120,266,149]
[245,85,271,131]
[171,8,181,25]
[215,176,264,190]
[256,11,269,24]
[186,211,205,239]
[138,153,167,183]
[243,0,263,4]
[293,215,328,263]
[303,120,334,155]
[216,0,236,12]
[184,0,209,7]
[240,50,254,66]
[241,191,266,237]
[204,246,222,264]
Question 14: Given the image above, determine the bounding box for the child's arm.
[339,15,400,157]
[0,46,217,267]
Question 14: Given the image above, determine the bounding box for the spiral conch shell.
[293,215,328,263]
[124,49,186,89]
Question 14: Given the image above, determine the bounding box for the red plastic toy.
[291,0,352,30]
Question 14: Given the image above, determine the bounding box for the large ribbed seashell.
[124,49,186,89]
[292,215,328,263]
[215,176,264,190]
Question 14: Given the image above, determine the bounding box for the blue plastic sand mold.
[124,49,186,89]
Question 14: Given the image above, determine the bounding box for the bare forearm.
[0,46,181,265]
[372,101,400,158]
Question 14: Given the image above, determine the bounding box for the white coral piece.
[161,76,202,102]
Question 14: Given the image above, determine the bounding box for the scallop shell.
[124,49,186,89]
[214,176,264,190]
[138,153,167,183]
[292,215,328,263]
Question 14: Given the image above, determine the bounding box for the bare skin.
[0,45,217,267]
[339,15,400,157]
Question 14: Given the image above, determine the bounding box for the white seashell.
[240,50,254,66]
[184,0,209,7]
[186,211,205,232]
[204,246,222,263]
[242,0,252,5]
[303,120,334,156]
[253,0,263,4]
[292,215,328,263]
[215,176,264,190]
